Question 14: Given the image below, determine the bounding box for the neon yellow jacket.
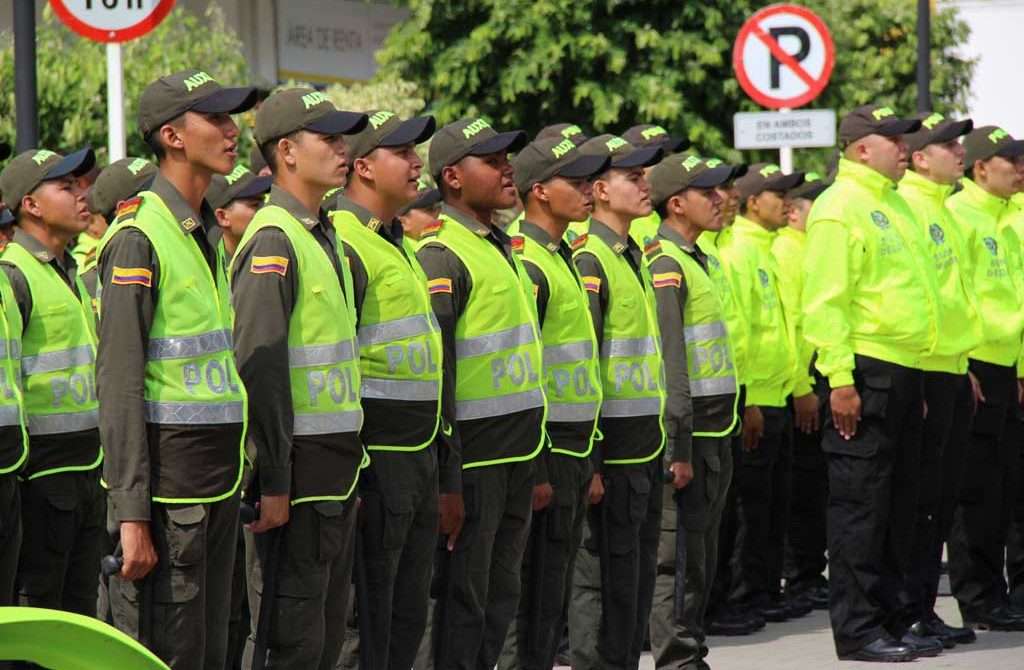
[697,231,750,387]
[947,178,1024,368]
[772,226,815,396]
[803,159,940,386]
[718,215,796,407]
[897,170,982,374]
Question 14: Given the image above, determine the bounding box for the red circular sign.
[733,4,835,109]
[50,0,176,43]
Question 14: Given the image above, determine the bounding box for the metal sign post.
[106,43,125,161]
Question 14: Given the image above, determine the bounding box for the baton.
[664,468,687,625]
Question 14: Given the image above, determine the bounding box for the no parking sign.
[732,4,835,109]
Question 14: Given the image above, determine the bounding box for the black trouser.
[649,436,733,670]
[949,359,1020,616]
[906,372,971,621]
[110,493,240,670]
[18,469,106,616]
[0,473,20,606]
[783,385,828,593]
[824,355,922,656]
[728,405,792,606]
[360,448,439,670]
[433,459,534,670]
[499,454,591,670]
[1007,414,1024,607]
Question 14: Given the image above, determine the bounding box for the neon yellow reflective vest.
[946,178,1024,368]
[215,238,234,326]
[71,233,100,274]
[421,215,547,468]
[234,205,364,449]
[332,209,442,452]
[515,230,602,457]
[630,211,661,248]
[574,232,666,464]
[718,216,796,407]
[897,170,982,374]
[803,159,940,386]
[1,244,101,465]
[0,270,28,474]
[648,236,738,437]
[99,191,246,503]
[697,232,749,387]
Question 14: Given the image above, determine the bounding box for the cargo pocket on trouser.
[154,504,206,605]
[823,374,892,459]
[683,449,718,533]
[44,492,78,554]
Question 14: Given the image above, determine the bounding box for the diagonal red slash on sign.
[750,23,817,89]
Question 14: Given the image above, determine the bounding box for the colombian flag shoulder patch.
[115,196,142,220]
[427,277,453,294]
[582,275,601,293]
[570,233,588,251]
[652,271,682,289]
[421,220,443,238]
[250,255,289,276]
[111,266,152,287]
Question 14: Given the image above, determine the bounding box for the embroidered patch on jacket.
[114,197,141,221]
[570,233,588,251]
[111,266,153,287]
[652,271,682,288]
[643,238,662,259]
[582,275,601,293]
[427,277,453,294]
[421,220,443,238]
[250,255,289,276]
[511,236,525,253]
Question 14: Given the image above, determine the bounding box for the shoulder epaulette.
[643,237,662,260]
[420,219,443,239]
[510,235,525,254]
[114,196,142,222]
[569,232,589,252]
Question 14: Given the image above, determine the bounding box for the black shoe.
[914,614,976,646]
[706,607,758,636]
[899,631,943,657]
[751,596,790,623]
[908,620,954,649]
[839,637,917,663]
[783,593,813,619]
[963,606,1024,631]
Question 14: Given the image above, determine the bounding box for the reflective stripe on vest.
[144,401,245,424]
[361,377,440,401]
[0,271,28,473]
[148,329,232,360]
[357,313,437,347]
[28,408,99,435]
[601,336,658,359]
[600,397,664,418]
[456,323,535,358]
[0,404,21,427]
[293,410,363,436]
[21,343,94,375]
[289,340,357,368]
[455,388,546,421]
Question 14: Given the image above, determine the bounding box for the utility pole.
[13,0,39,152]
[916,0,931,113]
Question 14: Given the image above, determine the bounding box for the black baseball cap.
[0,207,13,227]
[428,118,527,180]
[347,111,436,160]
[578,134,663,169]
[535,123,588,146]
[511,136,610,196]
[734,162,804,201]
[206,164,273,209]
[249,144,268,173]
[904,112,973,152]
[398,187,442,216]
[87,157,157,219]
[648,154,738,208]
[255,88,368,146]
[962,125,1024,167]
[0,147,96,213]
[138,69,258,137]
[838,104,921,147]
[622,124,689,153]
[786,171,829,201]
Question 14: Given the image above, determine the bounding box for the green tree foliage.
[320,74,427,118]
[379,0,974,169]
[0,5,250,163]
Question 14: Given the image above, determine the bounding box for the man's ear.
[592,177,610,204]
[157,122,185,154]
[441,165,461,193]
[530,181,549,204]
[667,193,686,219]
[20,191,42,220]
[213,206,231,230]
[277,136,298,169]
[354,155,374,181]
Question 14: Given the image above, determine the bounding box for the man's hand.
[793,392,820,434]
[830,385,861,440]
[742,405,765,451]
[119,520,158,581]
[532,482,554,512]
[588,473,605,505]
[247,494,290,534]
[669,461,694,490]
[969,370,985,415]
[439,492,465,551]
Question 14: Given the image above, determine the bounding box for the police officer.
[79,157,158,300]
[802,104,942,662]
[946,125,1024,631]
[497,136,608,670]
[719,163,807,623]
[621,124,689,246]
[535,123,590,146]
[0,147,104,617]
[644,155,741,670]
[567,133,665,670]
[230,88,368,669]
[328,110,449,669]
[97,69,255,668]
[398,187,442,240]
[897,114,981,646]
[415,118,544,670]
[776,172,831,611]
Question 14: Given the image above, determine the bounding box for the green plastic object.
[0,607,170,669]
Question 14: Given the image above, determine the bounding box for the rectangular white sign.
[276,0,409,84]
[733,109,836,149]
